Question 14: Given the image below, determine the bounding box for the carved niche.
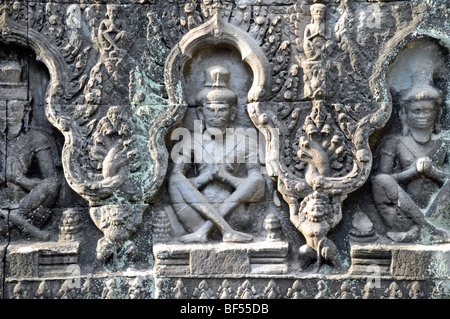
[153,13,291,276]
[0,44,63,241]
[370,38,449,243]
[248,1,390,272]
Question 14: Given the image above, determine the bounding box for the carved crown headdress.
[196,65,237,106]
[401,62,442,104]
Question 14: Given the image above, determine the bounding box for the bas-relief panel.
[0,0,448,300]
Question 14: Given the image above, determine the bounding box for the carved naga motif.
[248,0,391,271]
[37,4,186,270]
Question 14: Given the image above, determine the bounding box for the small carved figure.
[372,75,450,243]
[161,0,181,47]
[361,281,376,299]
[87,106,139,199]
[431,280,450,299]
[231,0,251,31]
[200,0,218,20]
[180,1,202,31]
[168,65,265,243]
[249,4,268,42]
[93,205,143,267]
[97,4,128,70]
[314,280,328,299]
[57,279,78,299]
[290,192,343,271]
[303,2,326,61]
[264,213,282,241]
[297,100,347,178]
[58,208,83,242]
[12,281,28,299]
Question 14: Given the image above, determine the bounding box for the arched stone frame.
[0,15,81,202]
[366,25,450,237]
[369,30,450,124]
[164,15,272,107]
[159,14,275,245]
[0,17,76,236]
[0,18,71,126]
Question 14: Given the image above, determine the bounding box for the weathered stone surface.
[0,0,448,300]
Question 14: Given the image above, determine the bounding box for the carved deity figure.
[168,65,265,243]
[180,1,202,31]
[289,191,343,270]
[301,2,327,99]
[231,0,251,30]
[200,0,218,21]
[97,5,127,65]
[372,76,450,243]
[0,61,60,240]
[303,2,326,62]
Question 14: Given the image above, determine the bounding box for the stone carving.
[90,204,145,268]
[432,280,450,299]
[217,279,233,299]
[193,280,214,299]
[301,2,328,100]
[263,213,282,241]
[384,281,403,299]
[97,4,128,81]
[0,0,447,301]
[286,280,307,299]
[128,276,145,299]
[58,208,83,242]
[263,279,281,299]
[0,60,61,241]
[81,277,98,299]
[181,0,202,31]
[173,279,188,299]
[35,281,51,299]
[408,281,424,299]
[291,191,343,270]
[168,65,265,243]
[372,51,450,243]
[101,278,118,299]
[314,280,328,299]
[200,0,218,21]
[335,281,355,299]
[235,279,258,299]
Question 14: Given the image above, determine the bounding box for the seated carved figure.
[0,99,61,240]
[371,80,450,243]
[303,2,326,62]
[168,65,265,243]
[290,191,343,271]
[97,4,128,70]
